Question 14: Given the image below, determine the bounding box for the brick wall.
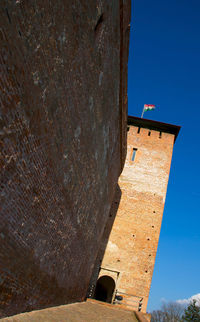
[92,120,177,312]
[0,0,131,317]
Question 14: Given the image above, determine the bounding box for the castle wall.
[96,124,175,312]
[0,0,131,317]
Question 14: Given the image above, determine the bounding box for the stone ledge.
[1,301,139,322]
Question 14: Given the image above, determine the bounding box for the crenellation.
[149,129,159,139]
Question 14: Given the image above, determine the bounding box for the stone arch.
[94,275,115,303]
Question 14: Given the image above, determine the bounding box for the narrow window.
[132,148,137,161]
[148,131,151,136]
[137,127,140,134]
[159,131,162,138]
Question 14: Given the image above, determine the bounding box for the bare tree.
[151,302,184,322]
[162,302,184,321]
[151,309,166,322]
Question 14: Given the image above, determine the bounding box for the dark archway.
[94,275,115,303]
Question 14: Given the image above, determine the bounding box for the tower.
[92,116,180,312]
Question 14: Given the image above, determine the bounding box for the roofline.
[128,116,181,142]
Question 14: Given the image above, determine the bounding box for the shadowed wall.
[0,0,131,317]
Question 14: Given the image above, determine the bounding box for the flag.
[144,104,156,112]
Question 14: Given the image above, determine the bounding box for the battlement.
[127,116,180,141]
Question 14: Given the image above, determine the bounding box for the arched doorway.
[94,275,115,303]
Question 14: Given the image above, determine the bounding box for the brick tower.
[91,116,180,313]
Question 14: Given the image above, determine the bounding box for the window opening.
[148,131,151,136]
[137,127,140,134]
[127,126,130,132]
[132,148,137,161]
[159,131,162,138]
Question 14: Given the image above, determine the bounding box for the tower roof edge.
[128,115,181,142]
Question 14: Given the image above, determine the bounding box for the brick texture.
[91,121,176,312]
[0,0,131,318]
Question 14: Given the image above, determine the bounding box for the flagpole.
[141,105,145,118]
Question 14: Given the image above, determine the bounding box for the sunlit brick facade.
[92,116,180,313]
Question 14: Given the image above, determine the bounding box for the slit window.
[132,148,137,161]
[159,131,162,138]
[137,127,141,134]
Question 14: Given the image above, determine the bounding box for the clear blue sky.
[128,0,200,312]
